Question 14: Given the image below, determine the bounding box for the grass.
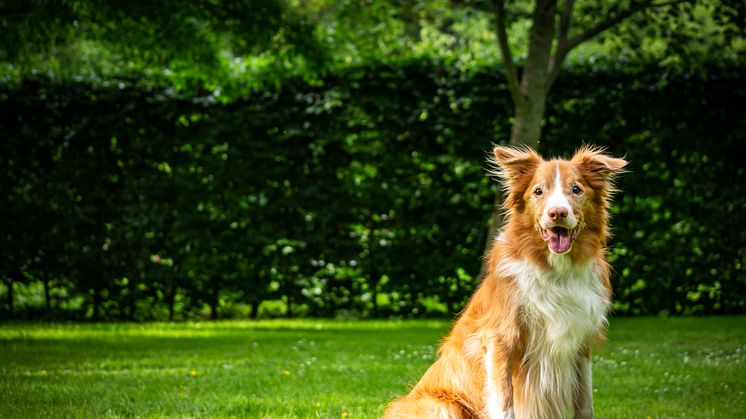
[0,317,744,418]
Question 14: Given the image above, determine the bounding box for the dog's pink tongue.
[546,227,572,253]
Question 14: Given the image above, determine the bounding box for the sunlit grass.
[1,317,744,418]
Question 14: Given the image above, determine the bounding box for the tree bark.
[511,0,556,148]
[495,0,555,149]
[500,0,684,148]
[510,96,547,148]
[484,0,557,274]
[484,0,686,268]
[249,301,259,319]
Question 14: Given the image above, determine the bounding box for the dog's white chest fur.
[497,255,609,417]
[511,255,608,354]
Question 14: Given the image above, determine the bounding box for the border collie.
[385,145,626,419]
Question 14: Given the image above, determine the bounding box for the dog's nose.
[548,207,568,220]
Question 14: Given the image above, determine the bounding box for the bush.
[1,61,743,319]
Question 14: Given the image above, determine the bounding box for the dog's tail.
[384,392,477,419]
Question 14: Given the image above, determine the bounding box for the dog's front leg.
[573,346,594,419]
[484,342,515,419]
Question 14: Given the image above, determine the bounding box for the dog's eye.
[572,185,583,195]
[533,187,543,196]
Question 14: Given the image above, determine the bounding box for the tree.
[494,0,689,148]
[482,0,709,247]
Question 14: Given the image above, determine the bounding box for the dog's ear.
[491,145,542,209]
[571,146,627,192]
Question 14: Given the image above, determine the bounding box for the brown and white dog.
[385,146,627,419]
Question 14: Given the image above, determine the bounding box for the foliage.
[1,60,744,319]
[1,1,742,98]
[1,317,745,417]
[542,65,746,315]
[0,0,326,90]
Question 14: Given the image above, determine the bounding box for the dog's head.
[492,145,626,257]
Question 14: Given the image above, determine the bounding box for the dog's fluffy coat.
[385,146,627,419]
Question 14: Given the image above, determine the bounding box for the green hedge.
[1,61,744,319]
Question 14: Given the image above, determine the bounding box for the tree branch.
[566,0,686,54]
[495,0,524,111]
[558,0,575,44]
[547,0,688,90]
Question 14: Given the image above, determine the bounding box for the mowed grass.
[0,317,744,418]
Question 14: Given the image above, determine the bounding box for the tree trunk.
[482,102,547,279]
[483,0,672,279]
[511,0,556,148]
[485,0,558,263]
[249,301,259,319]
[485,92,548,249]
[510,97,547,149]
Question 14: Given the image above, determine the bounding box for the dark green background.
[2,61,744,320]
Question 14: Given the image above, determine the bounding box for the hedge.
[1,61,744,319]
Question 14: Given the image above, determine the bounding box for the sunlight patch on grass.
[0,319,449,340]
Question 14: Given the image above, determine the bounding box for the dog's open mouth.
[540,226,579,254]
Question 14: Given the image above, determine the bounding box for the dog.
[385,146,626,419]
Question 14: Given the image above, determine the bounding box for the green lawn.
[1,317,745,418]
